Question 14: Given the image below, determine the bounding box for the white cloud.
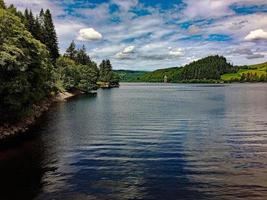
[244,29,267,41]
[77,28,103,41]
[183,0,267,19]
[115,46,136,59]
[169,48,183,57]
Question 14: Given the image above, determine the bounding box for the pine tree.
[24,9,29,28]
[32,16,42,41]
[65,41,77,61]
[28,10,35,33]
[99,60,113,82]
[43,9,59,62]
[39,9,45,26]
[76,45,91,65]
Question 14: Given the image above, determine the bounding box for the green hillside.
[221,62,267,82]
[136,67,183,82]
[114,70,148,82]
[137,55,238,83]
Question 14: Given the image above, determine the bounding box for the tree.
[56,56,79,91]
[0,7,53,123]
[65,41,77,61]
[78,62,99,91]
[56,56,99,92]
[99,59,114,82]
[76,45,91,65]
[43,9,59,62]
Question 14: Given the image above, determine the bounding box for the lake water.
[1,83,267,200]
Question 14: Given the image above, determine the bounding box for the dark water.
[1,83,267,200]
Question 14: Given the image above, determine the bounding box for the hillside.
[221,62,267,82]
[114,70,148,82]
[136,55,238,83]
[135,67,183,82]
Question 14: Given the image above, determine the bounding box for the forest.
[0,0,118,124]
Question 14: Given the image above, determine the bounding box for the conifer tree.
[43,9,59,62]
[32,16,42,41]
[65,41,77,61]
[76,45,91,65]
[99,60,113,82]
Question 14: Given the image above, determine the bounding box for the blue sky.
[5,0,267,70]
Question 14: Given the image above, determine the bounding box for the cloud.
[169,48,183,57]
[246,54,265,59]
[244,29,267,41]
[112,0,138,12]
[182,0,267,19]
[231,47,265,59]
[182,0,234,19]
[77,28,103,41]
[115,46,136,59]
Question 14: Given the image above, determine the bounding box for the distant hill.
[137,55,238,83]
[114,70,148,82]
[135,67,182,82]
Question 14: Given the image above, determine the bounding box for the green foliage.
[114,70,148,82]
[76,45,91,65]
[0,8,53,122]
[99,59,113,82]
[110,72,120,84]
[180,55,236,80]
[11,7,60,63]
[221,61,267,82]
[42,9,59,62]
[78,62,99,91]
[56,55,99,92]
[65,41,77,61]
[138,67,183,82]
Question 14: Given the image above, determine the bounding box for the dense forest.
[0,0,118,124]
[120,56,267,83]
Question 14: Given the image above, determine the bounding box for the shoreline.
[0,91,79,142]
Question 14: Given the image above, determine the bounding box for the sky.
[5,0,267,70]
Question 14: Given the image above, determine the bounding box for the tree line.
[0,0,119,123]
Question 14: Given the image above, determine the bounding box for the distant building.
[164,75,168,83]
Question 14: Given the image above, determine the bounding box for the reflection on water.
[0,83,267,200]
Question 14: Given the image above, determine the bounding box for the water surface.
[1,83,267,200]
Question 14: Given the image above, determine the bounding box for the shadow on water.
[0,133,46,199]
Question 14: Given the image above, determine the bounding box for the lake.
[1,83,267,200]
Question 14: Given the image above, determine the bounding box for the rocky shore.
[0,91,77,141]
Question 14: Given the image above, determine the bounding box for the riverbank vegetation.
[0,0,118,125]
[116,56,267,83]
